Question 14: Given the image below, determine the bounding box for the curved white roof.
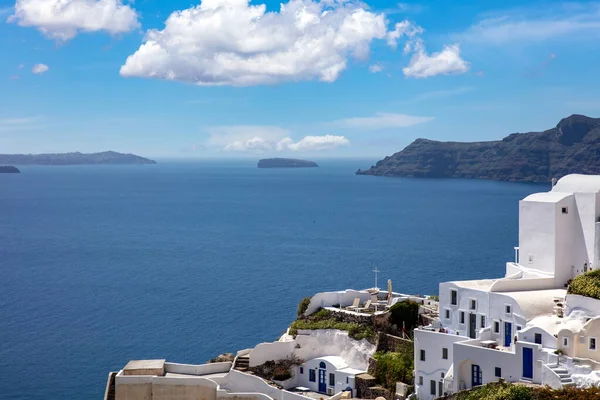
[312,356,349,370]
[552,174,600,194]
[522,192,572,203]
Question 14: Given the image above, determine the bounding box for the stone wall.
[362,386,392,400]
[375,333,413,353]
[355,373,377,399]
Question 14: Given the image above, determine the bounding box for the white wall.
[413,329,466,400]
[565,294,600,318]
[294,330,375,371]
[305,290,371,316]
[517,327,557,350]
[249,341,295,367]
[439,283,490,338]
[519,199,558,275]
[164,362,232,375]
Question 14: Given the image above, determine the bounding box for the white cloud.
[386,20,422,48]
[333,112,433,130]
[402,41,470,78]
[369,63,383,73]
[120,0,390,86]
[206,125,290,148]
[225,137,273,152]
[276,135,350,151]
[31,63,49,74]
[458,3,600,44]
[9,0,139,41]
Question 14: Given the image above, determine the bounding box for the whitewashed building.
[414,174,600,400]
[294,356,363,396]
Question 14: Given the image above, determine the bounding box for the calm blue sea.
[0,160,547,399]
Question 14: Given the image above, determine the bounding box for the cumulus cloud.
[9,0,139,41]
[224,137,273,152]
[386,20,423,49]
[31,63,49,74]
[402,41,470,78]
[333,112,433,130]
[276,135,350,151]
[120,0,391,86]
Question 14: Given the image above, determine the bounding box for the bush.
[289,318,376,343]
[388,300,420,333]
[567,269,600,300]
[297,297,312,316]
[373,343,414,389]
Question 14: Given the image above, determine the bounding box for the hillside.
[0,151,156,165]
[356,115,600,183]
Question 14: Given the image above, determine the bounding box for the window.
[451,290,457,305]
[563,337,569,347]
[300,367,304,374]
[505,305,512,314]
[590,337,597,351]
[346,377,349,384]
[460,311,465,324]
[445,309,450,319]
[534,333,542,345]
[470,299,477,310]
[430,380,436,396]
[442,348,448,360]
[517,326,522,331]
[319,362,326,369]
[329,373,335,386]
[528,255,534,264]
[495,367,501,378]
[419,376,423,386]
[309,369,316,382]
[562,207,568,214]
[494,321,500,333]
[441,372,445,379]
[480,315,486,328]
[420,349,426,361]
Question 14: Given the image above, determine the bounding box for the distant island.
[357,114,600,183]
[257,158,318,168]
[0,166,19,173]
[0,151,156,166]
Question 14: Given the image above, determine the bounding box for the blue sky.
[1,0,599,158]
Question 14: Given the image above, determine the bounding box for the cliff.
[258,158,318,168]
[0,166,20,173]
[356,114,600,183]
[0,151,156,165]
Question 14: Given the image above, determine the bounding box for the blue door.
[504,322,512,347]
[522,347,533,379]
[471,364,482,387]
[318,369,326,393]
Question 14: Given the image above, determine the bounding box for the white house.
[294,356,364,396]
[414,174,600,400]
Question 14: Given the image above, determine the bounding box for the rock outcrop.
[356,114,600,183]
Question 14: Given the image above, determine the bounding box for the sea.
[0,159,548,400]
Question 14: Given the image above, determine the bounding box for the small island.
[257,158,318,168]
[0,166,20,173]
[0,151,156,166]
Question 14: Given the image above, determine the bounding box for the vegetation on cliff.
[357,114,600,183]
[568,269,600,300]
[289,309,376,343]
[449,381,600,400]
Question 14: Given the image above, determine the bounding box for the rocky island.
[257,158,318,168]
[357,114,600,183]
[0,151,156,165]
[0,166,20,173]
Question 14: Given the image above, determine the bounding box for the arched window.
[319,362,326,369]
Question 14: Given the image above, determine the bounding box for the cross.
[373,267,380,289]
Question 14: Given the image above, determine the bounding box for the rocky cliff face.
[356,114,600,183]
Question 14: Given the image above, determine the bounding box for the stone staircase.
[549,365,575,387]
[234,355,250,372]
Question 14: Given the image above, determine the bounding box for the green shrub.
[289,318,376,343]
[373,343,414,389]
[568,269,600,300]
[388,300,420,333]
[297,297,312,316]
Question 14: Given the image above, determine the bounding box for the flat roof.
[312,356,348,370]
[527,313,586,335]
[453,279,498,291]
